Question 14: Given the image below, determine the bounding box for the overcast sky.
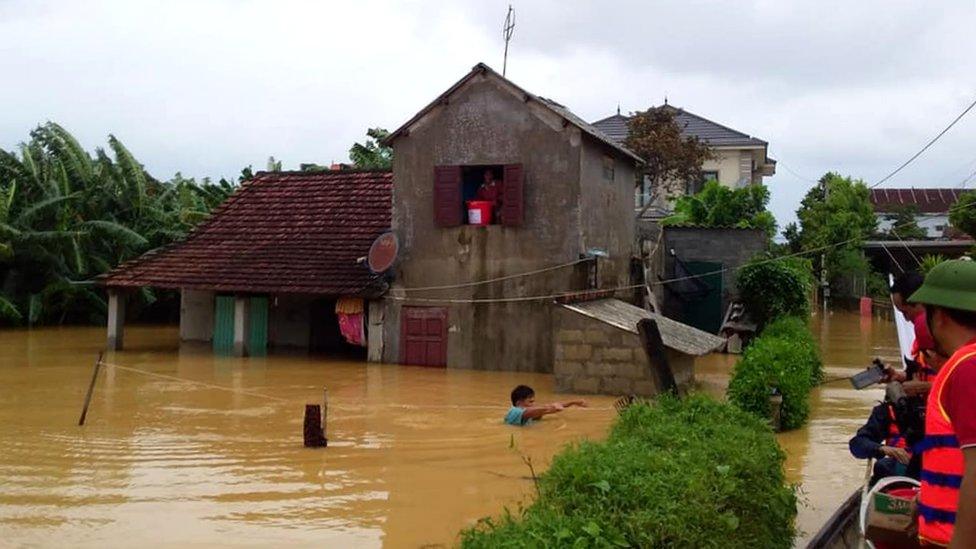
[2,0,976,229]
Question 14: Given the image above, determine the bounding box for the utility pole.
[820,178,829,314]
[502,5,515,77]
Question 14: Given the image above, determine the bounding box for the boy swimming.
[504,385,587,426]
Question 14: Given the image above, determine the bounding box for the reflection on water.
[0,312,894,547]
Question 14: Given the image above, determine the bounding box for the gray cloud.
[1,0,975,230]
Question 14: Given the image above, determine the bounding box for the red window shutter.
[433,166,462,227]
[500,164,524,227]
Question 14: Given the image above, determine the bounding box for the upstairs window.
[686,170,718,196]
[433,164,523,227]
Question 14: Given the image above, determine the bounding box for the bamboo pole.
[78,352,104,426]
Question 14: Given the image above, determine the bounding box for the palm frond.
[0,294,22,323]
[108,135,147,208]
[13,193,80,225]
[82,219,149,248]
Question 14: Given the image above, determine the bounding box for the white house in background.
[870,188,967,239]
[592,105,776,213]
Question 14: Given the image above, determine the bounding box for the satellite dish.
[367,232,399,274]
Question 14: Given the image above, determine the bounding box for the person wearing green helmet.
[907,259,976,548]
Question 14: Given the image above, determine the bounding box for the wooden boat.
[806,489,862,549]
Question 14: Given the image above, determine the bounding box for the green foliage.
[736,255,813,329]
[349,127,392,169]
[663,180,777,237]
[949,190,976,238]
[919,254,947,276]
[795,173,878,291]
[624,106,714,205]
[461,395,797,548]
[727,317,822,430]
[0,122,236,325]
[875,206,928,240]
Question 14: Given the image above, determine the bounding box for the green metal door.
[213,296,235,355]
[683,261,723,334]
[248,296,268,357]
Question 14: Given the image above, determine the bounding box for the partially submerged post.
[637,318,678,396]
[78,352,104,426]
[106,290,125,351]
[303,388,328,448]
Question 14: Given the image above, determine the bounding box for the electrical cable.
[871,95,976,188]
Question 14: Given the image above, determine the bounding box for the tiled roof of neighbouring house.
[100,170,393,296]
[870,188,966,214]
[592,105,769,148]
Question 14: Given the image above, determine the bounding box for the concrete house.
[592,105,776,213]
[100,170,393,357]
[870,187,967,239]
[379,63,642,372]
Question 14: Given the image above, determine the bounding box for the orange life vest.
[917,340,976,546]
[885,404,908,451]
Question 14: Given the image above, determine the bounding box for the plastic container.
[467,200,493,226]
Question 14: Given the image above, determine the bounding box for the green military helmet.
[908,259,976,312]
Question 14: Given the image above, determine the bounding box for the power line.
[385,198,976,305]
[871,95,976,188]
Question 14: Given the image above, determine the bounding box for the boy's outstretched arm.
[520,404,565,420]
[557,399,588,408]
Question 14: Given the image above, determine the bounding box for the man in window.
[476,169,502,222]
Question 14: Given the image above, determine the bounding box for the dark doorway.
[400,306,448,367]
[309,298,366,358]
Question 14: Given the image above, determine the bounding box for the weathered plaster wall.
[552,308,694,396]
[579,140,637,289]
[268,294,310,348]
[663,226,767,319]
[384,74,636,372]
[179,289,213,342]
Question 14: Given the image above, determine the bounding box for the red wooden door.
[400,307,448,367]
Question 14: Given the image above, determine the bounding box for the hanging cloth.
[335,297,366,346]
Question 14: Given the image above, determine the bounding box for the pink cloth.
[338,312,365,346]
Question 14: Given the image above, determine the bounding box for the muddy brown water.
[0,312,897,547]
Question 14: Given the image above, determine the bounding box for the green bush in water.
[727,316,823,430]
[460,396,797,548]
[736,256,813,329]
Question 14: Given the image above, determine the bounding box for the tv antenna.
[502,5,515,77]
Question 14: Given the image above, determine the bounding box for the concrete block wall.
[552,309,694,397]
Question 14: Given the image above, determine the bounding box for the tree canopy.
[348,127,392,169]
[0,123,236,325]
[662,180,776,237]
[950,190,976,239]
[792,172,877,286]
[624,107,713,207]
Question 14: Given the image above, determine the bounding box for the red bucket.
[466,200,493,226]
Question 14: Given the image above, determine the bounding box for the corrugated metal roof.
[561,298,724,356]
[592,106,768,148]
[870,188,966,214]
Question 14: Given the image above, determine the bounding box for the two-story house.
[592,105,776,213]
[380,63,641,372]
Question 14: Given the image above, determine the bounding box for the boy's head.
[891,271,925,321]
[511,385,535,407]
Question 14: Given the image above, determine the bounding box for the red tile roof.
[101,170,392,295]
[870,188,965,214]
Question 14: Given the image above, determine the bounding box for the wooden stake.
[303,404,327,447]
[637,319,678,397]
[78,352,104,426]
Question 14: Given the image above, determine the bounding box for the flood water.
[0,312,896,548]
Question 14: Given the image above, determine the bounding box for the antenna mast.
[502,5,515,77]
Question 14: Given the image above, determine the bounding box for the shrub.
[736,256,813,329]
[460,396,797,548]
[727,317,822,430]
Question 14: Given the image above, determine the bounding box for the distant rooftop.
[870,188,967,214]
[592,105,769,148]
